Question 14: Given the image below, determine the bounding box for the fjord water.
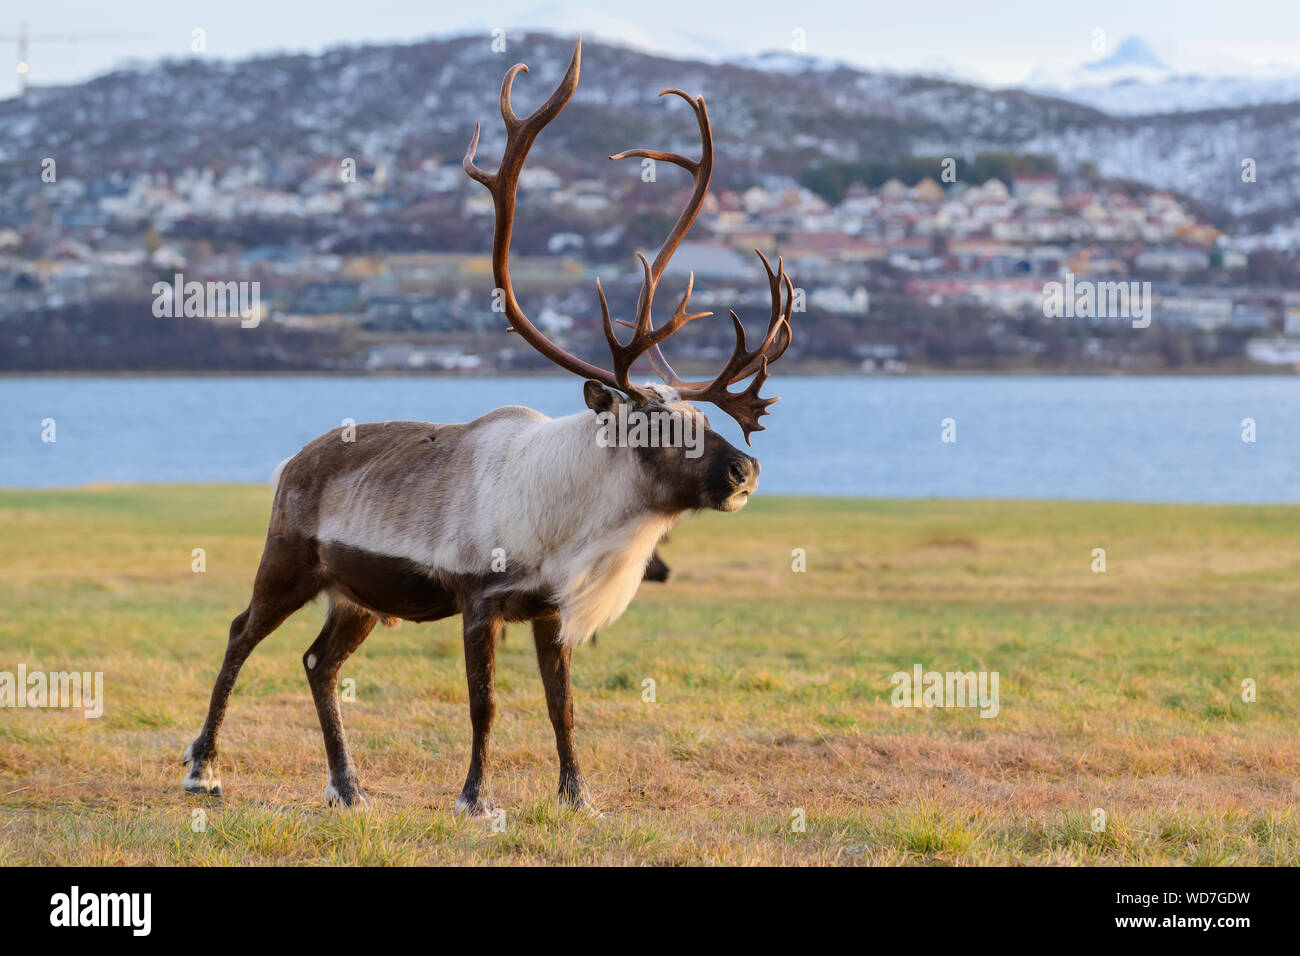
[1,375,1296,502]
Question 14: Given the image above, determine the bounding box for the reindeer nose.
[727,456,758,488]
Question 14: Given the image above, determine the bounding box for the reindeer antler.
[464,39,794,441]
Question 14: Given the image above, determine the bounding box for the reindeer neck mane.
[487,408,678,646]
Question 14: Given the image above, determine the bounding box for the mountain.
[1039,72,1300,116]
[1027,35,1300,116]
[1083,36,1169,74]
[2,31,1299,223]
[0,33,1105,192]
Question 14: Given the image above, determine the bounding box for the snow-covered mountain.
[1027,36,1300,115]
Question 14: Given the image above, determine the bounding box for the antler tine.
[596,277,621,355]
[657,272,714,338]
[511,51,578,132]
[498,62,529,132]
[608,147,698,173]
[663,247,796,442]
[603,89,714,378]
[615,90,713,286]
[719,310,754,379]
[462,123,492,186]
[464,53,577,181]
[632,252,655,339]
[644,248,794,394]
[688,337,781,444]
[724,250,794,381]
[608,91,706,175]
[719,251,795,384]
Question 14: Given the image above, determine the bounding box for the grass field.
[1,485,1298,865]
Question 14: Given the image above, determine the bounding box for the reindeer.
[181,38,793,815]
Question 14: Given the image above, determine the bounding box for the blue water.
[0,375,1296,502]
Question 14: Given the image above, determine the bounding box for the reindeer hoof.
[454,794,497,819]
[182,741,222,795]
[325,779,371,809]
[559,777,602,817]
[182,765,222,796]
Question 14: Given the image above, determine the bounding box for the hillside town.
[3,154,1300,372]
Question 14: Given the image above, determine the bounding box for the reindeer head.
[578,378,759,513]
[464,39,792,513]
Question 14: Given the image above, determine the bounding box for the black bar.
[1,865,1271,942]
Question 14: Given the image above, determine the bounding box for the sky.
[4,0,1300,99]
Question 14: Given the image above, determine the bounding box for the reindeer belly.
[320,542,459,622]
[318,540,560,625]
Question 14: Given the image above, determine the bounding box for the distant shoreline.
[2,485,1297,507]
[0,365,1291,380]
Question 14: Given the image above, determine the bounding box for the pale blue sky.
[4,0,1300,99]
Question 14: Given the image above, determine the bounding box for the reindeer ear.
[583,380,626,415]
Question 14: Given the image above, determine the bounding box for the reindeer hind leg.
[183,533,323,796]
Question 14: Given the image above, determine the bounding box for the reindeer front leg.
[532,615,598,814]
[455,610,501,817]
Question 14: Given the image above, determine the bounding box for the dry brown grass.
[1,487,1298,864]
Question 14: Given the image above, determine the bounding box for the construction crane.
[0,20,144,97]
